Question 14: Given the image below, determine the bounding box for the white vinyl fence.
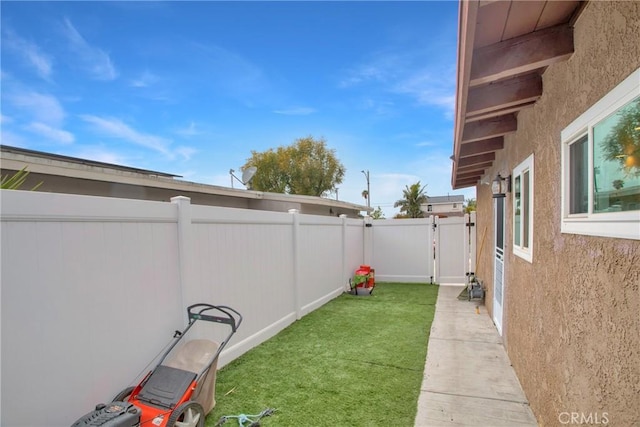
[0,191,363,427]
[0,190,473,427]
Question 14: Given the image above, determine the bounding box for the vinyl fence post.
[172,196,192,321]
[433,215,440,284]
[428,214,435,284]
[363,215,373,266]
[289,209,302,320]
[340,214,348,291]
[469,211,477,276]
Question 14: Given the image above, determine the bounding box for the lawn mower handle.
[187,303,243,333]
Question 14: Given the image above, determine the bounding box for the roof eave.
[452,0,480,190]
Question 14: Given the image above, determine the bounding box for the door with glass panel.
[493,196,505,335]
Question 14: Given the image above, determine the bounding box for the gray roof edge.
[426,195,466,203]
[1,145,369,211]
[1,145,180,178]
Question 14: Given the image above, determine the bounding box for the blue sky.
[1,1,474,217]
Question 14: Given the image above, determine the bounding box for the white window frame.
[560,68,640,240]
[513,154,534,263]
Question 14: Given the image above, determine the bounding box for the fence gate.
[433,213,476,284]
[369,217,435,283]
[370,213,475,284]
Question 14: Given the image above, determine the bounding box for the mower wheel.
[167,401,205,427]
[112,386,134,402]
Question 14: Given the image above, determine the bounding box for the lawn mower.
[72,303,242,427]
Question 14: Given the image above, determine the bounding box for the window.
[561,68,640,240]
[427,204,433,212]
[513,154,534,262]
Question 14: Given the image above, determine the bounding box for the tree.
[370,206,385,219]
[361,189,369,203]
[242,136,345,197]
[600,97,639,177]
[464,198,477,214]
[394,181,427,218]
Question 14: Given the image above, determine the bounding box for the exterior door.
[493,197,505,335]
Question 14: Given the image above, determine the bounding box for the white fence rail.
[0,190,472,426]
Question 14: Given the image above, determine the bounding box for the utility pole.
[361,169,370,208]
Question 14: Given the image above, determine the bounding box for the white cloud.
[80,115,171,156]
[175,121,201,137]
[2,29,53,80]
[339,49,455,118]
[415,140,437,147]
[273,107,317,116]
[26,122,74,144]
[392,71,455,118]
[359,98,395,116]
[176,146,197,161]
[0,130,27,147]
[130,70,159,88]
[190,42,268,98]
[339,64,387,88]
[9,91,66,126]
[62,17,117,81]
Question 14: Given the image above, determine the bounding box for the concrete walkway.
[414,285,537,426]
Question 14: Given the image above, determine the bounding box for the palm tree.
[1,167,42,190]
[464,198,477,214]
[361,189,369,202]
[394,182,427,218]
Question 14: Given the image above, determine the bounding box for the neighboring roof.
[0,144,370,213]
[451,0,585,189]
[0,145,180,178]
[426,195,465,204]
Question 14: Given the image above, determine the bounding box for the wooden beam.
[458,170,484,180]
[459,137,504,157]
[458,152,495,167]
[465,101,536,123]
[454,178,481,189]
[462,114,517,143]
[456,176,481,184]
[466,74,542,119]
[458,161,493,172]
[470,24,574,87]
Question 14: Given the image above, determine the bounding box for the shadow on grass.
[208,282,439,427]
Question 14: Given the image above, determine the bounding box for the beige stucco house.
[0,145,369,218]
[450,1,639,425]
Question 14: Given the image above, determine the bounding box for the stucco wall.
[475,2,640,425]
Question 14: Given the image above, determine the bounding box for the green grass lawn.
[207,282,438,427]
